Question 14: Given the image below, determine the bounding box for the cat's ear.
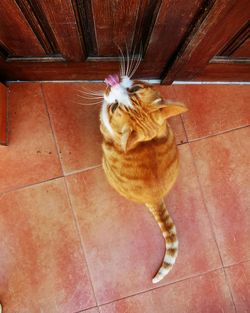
[152,101,187,124]
[120,126,140,152]
[163,101,187,118]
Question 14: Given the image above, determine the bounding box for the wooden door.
[164,0,250,83]
[0,0,249,83]
[0,0,205,81]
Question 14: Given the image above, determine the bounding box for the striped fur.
[147,201,178,283]
[100,80,186,283]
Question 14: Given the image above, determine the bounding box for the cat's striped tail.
[146,201,178,284]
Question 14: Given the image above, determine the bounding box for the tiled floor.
[0,83,249,313]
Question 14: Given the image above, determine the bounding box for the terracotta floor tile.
[191,127,250,265]
[0,83,62,193]
[42,83,103,174]
[225,261,250,313]
[100,270,234,313]
[0,178,95,313]
[156,85,187,145]
[174,85,250,140]
[66,144,221,304]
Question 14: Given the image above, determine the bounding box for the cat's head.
[101,74,187,152]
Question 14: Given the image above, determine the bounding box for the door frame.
[0,82,8,145]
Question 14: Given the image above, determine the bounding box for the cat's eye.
[110,100,119,113]
[128,85,142,93]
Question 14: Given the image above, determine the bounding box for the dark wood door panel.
[79,0,163,58]
[0,0,45,57]
[36,0,84,61]
[218,21,249,58]
[0,0,207,81]
[143,0,204,67]
[211,21,250,64]
[164,0,250,82]
[90,0,160,56]
[232,39,250,58]
[1,0,83,62]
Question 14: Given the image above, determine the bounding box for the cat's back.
[102,125,179,203]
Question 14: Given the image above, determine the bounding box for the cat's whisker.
[120,56,125,77]
[72,100,102,106]
[128,55,137,78]
[77,89,103,95]
[127,44,137,78]
[134,45,142,73]
[82,101,102,106]
[77,94,103,99]
[76,92,103,98]
[129,57,141,78]
[117,45,126,77]
[119,57,125,77]
[129,45,143,78]
[76,87,104,96]
[121,55,125,77]
[125,42,130,77]
[76,94,103,101]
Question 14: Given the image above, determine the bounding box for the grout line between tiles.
[222,259,250,313]
[172,84,249,145]
[176,141,189,147]
[188,124,250,143]
[98,267,224,308]
[73,306,100,313]
[40,83,65,176]
[11,164,102,189]
[40,83,103,179]
[188,143,237,313]
[1,83,102,199]
[223,259,250,270]
[223,268,238,313]
[62,177,99,309]
[65,164,102,177]
[0,175,64,197]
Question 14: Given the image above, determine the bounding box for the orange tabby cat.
[100,74,187,283]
